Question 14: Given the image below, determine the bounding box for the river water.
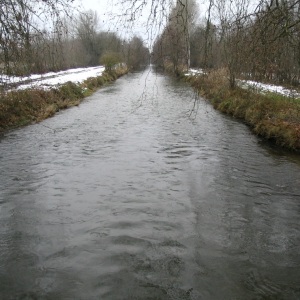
[0,68,300,300]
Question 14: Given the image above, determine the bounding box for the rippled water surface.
[1,68,300,299]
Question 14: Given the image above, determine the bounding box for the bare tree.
[151,0,197,74]
[119,0,300,87]
[124,36,149,69]
[0,0,75,76]
[76,10,102,66]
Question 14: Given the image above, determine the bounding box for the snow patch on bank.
[1,66,105,90]
[238,79,300,99]
[185,68,204,76]
[185,68,300,99]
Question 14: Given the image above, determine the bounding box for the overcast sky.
[74,0,209,47]
[74,0,157,43]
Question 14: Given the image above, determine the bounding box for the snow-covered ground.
[185,68,300,99]
[238,79,300,99]
[184,68,204,76]
[1,66,105,90]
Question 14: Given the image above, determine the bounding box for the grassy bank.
[0,67,128,134]
[186,69,300,151]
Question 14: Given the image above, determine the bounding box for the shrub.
[100,52,122,72]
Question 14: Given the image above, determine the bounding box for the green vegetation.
[186,69,300,151]
[0,67,128,133]
[100,52,122,72]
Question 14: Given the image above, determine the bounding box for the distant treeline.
[0,2,149,77]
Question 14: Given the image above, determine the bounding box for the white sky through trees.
[75,0,209,48]
[75,0,157,45]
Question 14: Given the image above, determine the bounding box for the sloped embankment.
[186,69,300,152]
[0,68,128,133]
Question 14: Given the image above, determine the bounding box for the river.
[0,68,300,300]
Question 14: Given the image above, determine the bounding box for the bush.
[100,52,122,72]
[57,81,84,100]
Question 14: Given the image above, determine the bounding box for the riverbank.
[185,69,300,152]
[0,67,128,134]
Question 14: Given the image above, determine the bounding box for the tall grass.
[0,68,128,133]
[187,69,300,151]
